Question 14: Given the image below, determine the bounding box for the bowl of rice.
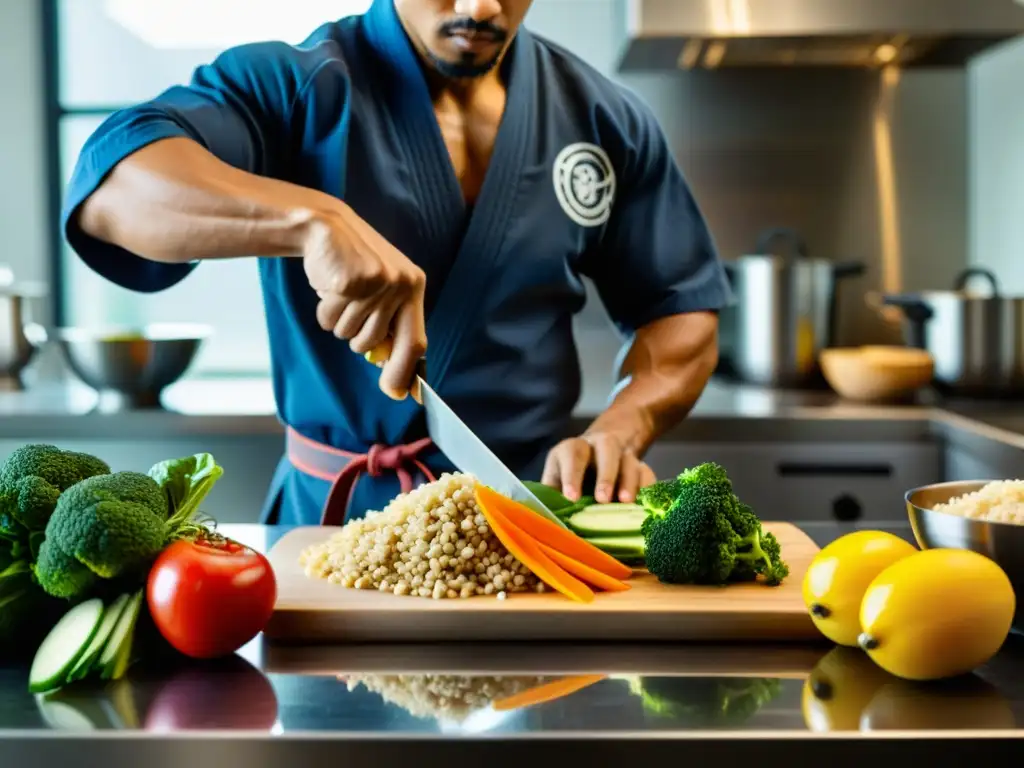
[906,479,1024,631]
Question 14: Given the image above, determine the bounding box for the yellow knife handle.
[364,340,427,400]
[364,340,394,367]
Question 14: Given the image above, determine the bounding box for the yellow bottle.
[802,531,918,646]
[859,548,1016,681]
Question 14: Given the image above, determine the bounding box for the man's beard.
[429,17,508,79]
[425,49,503,79]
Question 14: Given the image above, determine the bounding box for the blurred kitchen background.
[2,0,1023,521]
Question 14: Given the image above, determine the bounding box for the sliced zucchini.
[585,534,646,561]
[28,598,105,694]
[98,590,143,681]
[567,504,647,537]
[67,593,130,683]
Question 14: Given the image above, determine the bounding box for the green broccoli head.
[636,477,682,518]
[629,676,783,726]
[639,464,789,586]
[34,471,170,599]
[678,462,733,495]
[32,540,98,599]
[644,495,741,585]
[0,445,111,533]
[637,462,734,522]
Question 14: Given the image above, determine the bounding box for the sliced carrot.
[475,484,633,580]
[475,485,595,603]
[536,542,631,592]
[492,675,607,712]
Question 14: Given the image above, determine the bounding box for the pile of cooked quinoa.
[300,473,544,599]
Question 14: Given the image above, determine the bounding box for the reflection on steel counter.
[803,646,1016,732]
[30,653,279,732]
[5,639,1024,736]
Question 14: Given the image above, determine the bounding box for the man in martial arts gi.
[62,0,732,525]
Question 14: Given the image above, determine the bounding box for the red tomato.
[147,536,277,659]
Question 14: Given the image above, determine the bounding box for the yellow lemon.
[860,675,1015,731]
[858,548,1016,681]
[801,646,894,732]
[802,531,918,646]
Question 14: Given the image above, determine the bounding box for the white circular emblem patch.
[552,143,616,228]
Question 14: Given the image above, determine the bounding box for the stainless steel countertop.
[2,522,1024,765]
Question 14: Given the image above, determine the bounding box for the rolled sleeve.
[60,41,306,294]
[584,94,734,334]
[63,115,198,293]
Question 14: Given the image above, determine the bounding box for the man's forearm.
[584,311,719,454]
[77,137,345,264]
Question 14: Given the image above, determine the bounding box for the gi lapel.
[417,29,535,389]
[362,0,535,388]
[363,0,466,291]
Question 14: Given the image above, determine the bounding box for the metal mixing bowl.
[906,479,1024,632]
[56,323,212,410]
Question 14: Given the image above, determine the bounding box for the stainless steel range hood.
[618,0,1024,70]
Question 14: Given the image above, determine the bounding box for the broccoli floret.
[33,471,171,599]
[637,463,789,586]
[748,527,789,585]
[679,462,735,496]
[727,503,790,586]
[635,476,682,517]
[33,537,99,599]
[0,445,111,534]
[627,676,782,726]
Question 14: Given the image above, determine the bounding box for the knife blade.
[365,343,567,528]
[417,378,567,527]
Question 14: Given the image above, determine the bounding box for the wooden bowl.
[820,345,934,403]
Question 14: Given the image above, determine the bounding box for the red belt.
[285,427,436,525]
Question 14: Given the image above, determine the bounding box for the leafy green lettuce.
[147,453,224,530]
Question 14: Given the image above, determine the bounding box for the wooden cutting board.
[264,523,822,644]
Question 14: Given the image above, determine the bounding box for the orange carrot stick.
[536,542,631,592]
[476,484,633,580]
[476,485,595,603]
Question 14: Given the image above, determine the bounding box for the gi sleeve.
[62,42,308,293]
[583,92,733,335]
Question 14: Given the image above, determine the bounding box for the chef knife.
[365,342,568,528]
